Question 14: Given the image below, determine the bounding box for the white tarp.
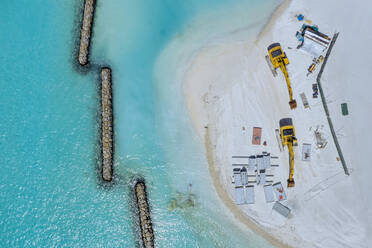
[264,184,275,203]
[233,169,242,186]
[235,187,245,205]
[301,37,326,57]
[302,143,312,161]
[245,186,255,204]
[273,182,287,201]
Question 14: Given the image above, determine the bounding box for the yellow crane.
[267,43,297,109]
[279,118,298,187]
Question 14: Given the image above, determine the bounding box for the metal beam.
[316,32,349,175]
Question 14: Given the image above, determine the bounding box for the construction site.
[181,3,363,245]
[229,23,344,218]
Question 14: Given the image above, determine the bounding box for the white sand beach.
[181,0,372,247]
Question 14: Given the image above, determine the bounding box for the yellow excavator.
[267,43,297,109]
[279,118,298,187]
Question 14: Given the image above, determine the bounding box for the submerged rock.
[168,184,197,211]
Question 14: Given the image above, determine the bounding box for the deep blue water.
[0,0,277,247]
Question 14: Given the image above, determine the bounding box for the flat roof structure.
[241,167,248,186]
[245,186,255,204]
[257,155,264,171]
[263,153,270,169]
[235,187,245,205]
[233,168,242,186]
[264,184,275,203]
[259,169,266,185]
[248,156,256,171]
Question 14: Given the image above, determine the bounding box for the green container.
[341,103,348,116]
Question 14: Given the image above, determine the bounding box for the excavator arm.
[279,62,297,109]
[287,141,295,187]
[267,43,296,109]
[279,118,297,187]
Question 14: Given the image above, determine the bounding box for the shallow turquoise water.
[1,0,277,247]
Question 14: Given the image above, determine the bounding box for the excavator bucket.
[287,179,295,187]
[289,100,297,109]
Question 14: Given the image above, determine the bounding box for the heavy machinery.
[267,43,297,109]
[279,118,298,187]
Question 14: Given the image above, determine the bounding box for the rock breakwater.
[101,67,113,181]
[135,181,154,248]
[78,0,95,66]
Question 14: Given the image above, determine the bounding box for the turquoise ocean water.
[1,0,278,247]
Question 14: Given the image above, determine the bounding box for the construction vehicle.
[279,118,298,187]
[316,55,324,64]
[307,63,316,76]
[267,43,297,109]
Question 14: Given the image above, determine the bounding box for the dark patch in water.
[168,184,197,211]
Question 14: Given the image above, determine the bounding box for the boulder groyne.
[135,181,154,248]
[78,0,95,66]
[101,68,113,182]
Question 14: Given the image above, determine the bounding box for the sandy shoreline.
[187,1,294,247]
[204,129,291,248]
[256,0,292,43]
